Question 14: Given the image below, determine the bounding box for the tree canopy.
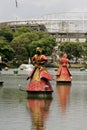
[0,36,14,62]
[59,42,83,59]
[0,27,13,42]
[10,27,57,65]
[1,26,87,67]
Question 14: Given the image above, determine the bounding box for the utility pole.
[15,0,18,8]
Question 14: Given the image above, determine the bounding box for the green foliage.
[1,25,87,67]
[11,29,56,61]
[0,26,57,66]
[11,32,39,60]
[0,37,14,61]
[59,42,83,59]
[11,36,29,61]
[0,27,13,42]
[13,26,32,37]
[35,31,49,39]
[1,24,87,67]
[82,42,87,60]
[29,35,56,56]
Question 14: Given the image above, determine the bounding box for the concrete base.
[26,91,53,99]
[0,81,4,86]
[56,81,71,85]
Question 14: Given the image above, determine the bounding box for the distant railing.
[0,12,87,33]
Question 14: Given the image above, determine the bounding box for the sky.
[0,0,87,22]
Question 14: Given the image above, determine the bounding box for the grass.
[70,63,86,68]
[51,62,86,68]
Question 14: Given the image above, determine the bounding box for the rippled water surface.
[0,68,87,130]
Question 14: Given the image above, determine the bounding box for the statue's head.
[36,47,42,55]
[63,53,67,58]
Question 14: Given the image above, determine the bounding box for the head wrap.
[36,47,42,53]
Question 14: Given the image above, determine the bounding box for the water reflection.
[1,69,87,130]
[56,84,71,113]
[27,99,52,130]
[0,87,27,102]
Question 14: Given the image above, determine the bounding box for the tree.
[13,26,32,37]
[0,27,13,42]
[59,42,83,59]
[11,32,39,62]
[82,42,87,60]
[29,35,56,57]
[11,30,57,62]
[0,37,14,62]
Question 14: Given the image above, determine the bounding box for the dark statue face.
[36,51,41,55]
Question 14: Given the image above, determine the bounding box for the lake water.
[0,68,87,130]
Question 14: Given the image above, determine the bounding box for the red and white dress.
[56,56,72,82]
[27,54,53,92]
